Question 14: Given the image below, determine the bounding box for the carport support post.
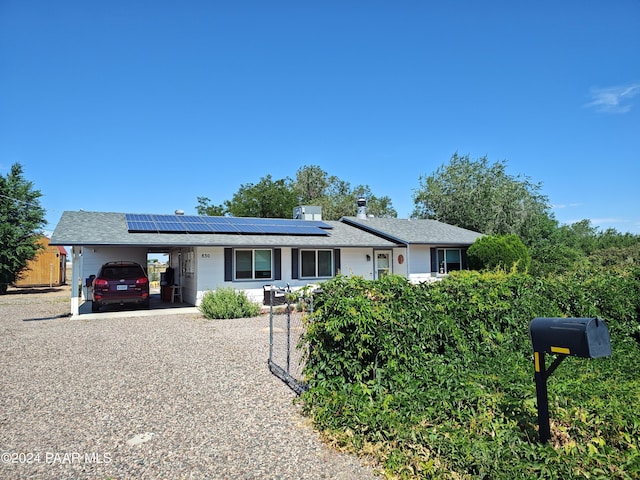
[70,246,82,317]
[534,351,551,444]
[286,297,291,374]
[268,289,274,364]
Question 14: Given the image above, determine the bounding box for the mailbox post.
[529,317,612,443]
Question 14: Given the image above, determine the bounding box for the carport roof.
[50,211,399,248]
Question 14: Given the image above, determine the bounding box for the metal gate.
[267,286,312,395]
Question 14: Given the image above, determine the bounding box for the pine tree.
[0,163,46,294]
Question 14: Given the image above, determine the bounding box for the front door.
[375,251,392,279]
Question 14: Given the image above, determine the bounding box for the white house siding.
[193,246,276,305]
[407,245,434,284]
[337,247,374,279]
[193,246,383,305]
[280,247,292,283]
[392,247,409,278]
[190,244,448,306]
[194,247,225,305]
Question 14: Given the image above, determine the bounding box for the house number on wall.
[201,253,211,258]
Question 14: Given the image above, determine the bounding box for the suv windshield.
[101,265,145,279]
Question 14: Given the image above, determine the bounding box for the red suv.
[91,261,150,312]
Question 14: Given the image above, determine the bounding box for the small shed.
[14,237,68,287]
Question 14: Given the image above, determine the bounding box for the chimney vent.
[357,197,367,219]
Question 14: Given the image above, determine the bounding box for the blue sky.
[2,1,639,235]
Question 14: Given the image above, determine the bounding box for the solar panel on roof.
[182,223,213,232]
[221,217,331,235]
[127,213,154,222]
[267,225,292,234]
[203,217,232,224]
[154,215,182,224]
[234,224,261,233]
[127,221,157,232]
[214,224,242,233]
[225,217,256,224]
[154,221,184,231]
[304,220,333,229]
[179,215,207,223]
[125,214,158,232]
[287,225,328,235]
[125,213,330,235]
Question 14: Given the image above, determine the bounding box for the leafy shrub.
[467,233,531,272]
[199,287,261,319]
[529,242,587,277]
[301,269,640,479]
[589,242,640,268]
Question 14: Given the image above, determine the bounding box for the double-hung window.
[235,249,272,280]
[300,249,333,278]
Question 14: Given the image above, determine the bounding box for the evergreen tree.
[0,164,46,294]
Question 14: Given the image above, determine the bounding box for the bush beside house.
[467,234,531,272]
[199,288,262,319]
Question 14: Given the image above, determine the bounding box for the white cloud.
[551,202,581,210]
[585,83,640,113]
[589,217,626,226]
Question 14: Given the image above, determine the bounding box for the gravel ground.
[0,288,378,479]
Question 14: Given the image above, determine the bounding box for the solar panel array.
[125,214,332,236]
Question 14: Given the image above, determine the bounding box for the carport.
[49,210,204,318]
[65,245,193,318]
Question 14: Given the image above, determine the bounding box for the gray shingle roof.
[340,217,483,245]
[50,211,398,248]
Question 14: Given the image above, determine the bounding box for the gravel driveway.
[0,288,377,479]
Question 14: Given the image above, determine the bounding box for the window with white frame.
[235,249,272,280]
[437,248,462,274]
[300,249,333,278]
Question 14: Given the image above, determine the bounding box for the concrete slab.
[74,293,199,320]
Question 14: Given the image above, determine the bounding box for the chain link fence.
[267,286,314,395]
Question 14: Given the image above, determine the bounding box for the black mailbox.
[529,317,612,444]
[529,317,611,359]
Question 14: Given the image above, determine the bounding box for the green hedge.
[301,269,640,479]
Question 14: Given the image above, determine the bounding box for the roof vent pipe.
[357,197,367,219]
[175,210,185,216]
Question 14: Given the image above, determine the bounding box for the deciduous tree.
[197,165,397,221]
[195,196,226,216]
[412,153,554,245]
[294,165,397,220]
[225,175,298,218]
